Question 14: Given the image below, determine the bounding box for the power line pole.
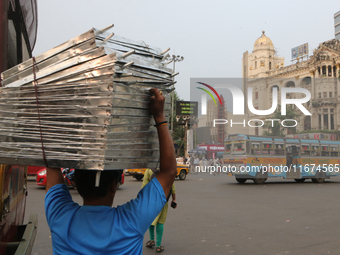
[167,55,184,135]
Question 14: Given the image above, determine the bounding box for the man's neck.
[82,182,117,207]
[83,196,114,207]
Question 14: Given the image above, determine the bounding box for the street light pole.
[167,55,184,135]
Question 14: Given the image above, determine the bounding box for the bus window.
[286,146,292,154]
[274,144,285,155]
[262,143,274,155]
[292,146,300,157]
[246,141,251,154]
[330,146,338,157]
[251,143,261,155]
[301,145,311,156]
[311,145,320,156]
[225,142,232,154]
[321,146,329,157]
[232,140,245,154]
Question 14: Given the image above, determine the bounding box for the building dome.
[253,31,274,51]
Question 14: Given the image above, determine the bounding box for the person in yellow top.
[142,168,176,253]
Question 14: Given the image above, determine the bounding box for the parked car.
[36,168,76,189]
[27,166,46,176]
[36,169,125,188]
[36,168,47,186]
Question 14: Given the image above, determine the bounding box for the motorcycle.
[62,168,76,189]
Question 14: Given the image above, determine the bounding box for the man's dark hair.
[74,169,123,200]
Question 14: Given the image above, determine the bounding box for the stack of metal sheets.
[0,25,174,170]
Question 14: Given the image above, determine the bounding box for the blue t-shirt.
[45,178,166,255]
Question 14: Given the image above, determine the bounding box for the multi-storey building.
[335,11,340,40]
[196,95,226,144]
[242,31,340,135]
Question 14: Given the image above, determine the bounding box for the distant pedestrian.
[203,157,209,168]
[214,158,219,175]
[193,156,200,174]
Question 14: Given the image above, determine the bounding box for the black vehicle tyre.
[312,171,326,183]
[236,178,247,184]
[179,170,187,180]
[253,172,267,184]
[134,175,143,181]
[294,178,305,183]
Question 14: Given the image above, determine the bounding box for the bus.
[0,0,38,254]
[223,134,340,184]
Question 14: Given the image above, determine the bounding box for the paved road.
[26,173,340,255]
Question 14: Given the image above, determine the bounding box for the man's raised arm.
[149,88,177,198]
[46,167,64,193]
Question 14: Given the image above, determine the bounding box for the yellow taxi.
[126,163,189,181]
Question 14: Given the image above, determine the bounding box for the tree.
[262,105,299,137]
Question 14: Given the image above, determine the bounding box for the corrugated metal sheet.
[0,26,175,170]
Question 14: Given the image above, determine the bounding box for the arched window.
[285,81,295,87]
[300,77,311,87]
[271,85,279,92]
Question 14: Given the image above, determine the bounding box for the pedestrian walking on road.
[143,168,177,253]
[193,156,200,174]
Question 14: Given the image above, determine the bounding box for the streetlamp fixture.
[166,54,184,135]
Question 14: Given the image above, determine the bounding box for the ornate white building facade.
[242,32,340,135]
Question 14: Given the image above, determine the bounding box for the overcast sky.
[33,0,340,101]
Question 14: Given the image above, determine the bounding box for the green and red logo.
[196,82,222,107]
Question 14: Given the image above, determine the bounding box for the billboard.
[197,144,224,151]
[286,133,337,140]
[176,101,198,118]
[291,43,308,59]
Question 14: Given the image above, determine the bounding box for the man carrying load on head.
[45,88,177,255]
